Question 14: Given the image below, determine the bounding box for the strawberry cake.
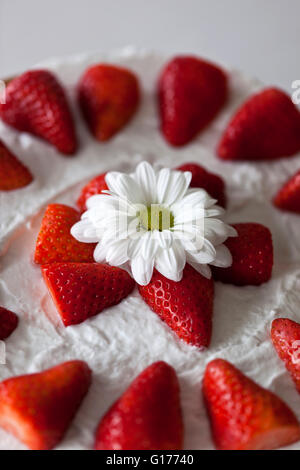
[1,47,300,450]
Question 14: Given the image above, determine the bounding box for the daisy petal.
[106,239,130,265]
[128,233,148,259]
[228,226,238,237]
[86,194,131,215]
[175,188,211,208]
[187,260,212,279]
[131,256,154,286]
[105,172,144,204]
[210,244,233,267]
[135,161,157,205]
[93,242,108,263]
[204,219,235,246]
[71,220,99,243]
[141,231,159,260]
[86,194,108,209]
[157,169,191,206]
[153,230,173,249]
[205,206,225,218]
[155,242,186,281]
[185,238,216,264]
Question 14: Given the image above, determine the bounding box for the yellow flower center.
[139,205,174,231]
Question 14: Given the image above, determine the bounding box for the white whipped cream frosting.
[1,48,300,450]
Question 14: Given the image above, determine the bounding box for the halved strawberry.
[271,318,300,394]
[0,360,91,450]
[77,173,108,212]
[42,263,135,326]
[212,223,273,286]
[273,170,300,214]
[203,358,300,450]
[0,70,77,155]
[95,361,183,450]
[158,56,228,146]
[78,64,140,141]
[0,307,18,340]
[218,88,300,161]
[139,265,214,349]
[176,162,226,207]
[0,140,33,190]
[34,204,95,264]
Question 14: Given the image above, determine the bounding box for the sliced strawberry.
[273,170,300,214]
[203,358,300,450]
[0,360,91,450]
[78,64,140,141]
[271,318,300,394]
[212,223,273,286]
[218,88,300,161]
[77,173,108,212]
[176,162,226,207]
[0,70,77,155]
[139,265,214,349]
[158,56,228,146]
[42,263,135,326]
[0,140,33,190]
[0,307,18,340]
[95,361,183,450]
[34,204,95,265]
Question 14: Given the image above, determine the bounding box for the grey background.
[0,0,299,91]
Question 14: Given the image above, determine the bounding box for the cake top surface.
[0,48,300,449]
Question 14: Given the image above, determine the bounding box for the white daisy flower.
[71,161,237,285]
